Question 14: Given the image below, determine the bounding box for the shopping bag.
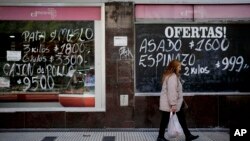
[167,112,184,138]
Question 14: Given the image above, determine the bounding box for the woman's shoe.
[186,134,199,141]
[157,137,169,141]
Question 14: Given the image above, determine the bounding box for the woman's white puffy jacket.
[159,73,183,112]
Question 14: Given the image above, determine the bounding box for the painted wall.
[1,0,250,4]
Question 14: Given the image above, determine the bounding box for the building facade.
[0,0,250,129]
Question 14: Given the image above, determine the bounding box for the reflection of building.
[84,69,95,87]
[0,0,250,130]
[84,69,95,94]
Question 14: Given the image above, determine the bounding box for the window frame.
[0,4,106,112]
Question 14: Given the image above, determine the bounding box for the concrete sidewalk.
[0,128,229,141]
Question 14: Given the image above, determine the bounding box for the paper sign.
[0,77,10,88]
[7,51,21,61]
[114,36,128,46]
[66,69,76,77]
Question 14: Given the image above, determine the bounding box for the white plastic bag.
[167,112,184,138]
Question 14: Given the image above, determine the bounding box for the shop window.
[0,6,105,112]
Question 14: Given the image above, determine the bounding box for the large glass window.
[0,6,105,112]
[0,21,94,93]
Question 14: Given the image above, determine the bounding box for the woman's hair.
[161,59,181,83]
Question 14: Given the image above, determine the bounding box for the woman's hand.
[171,105,177,112]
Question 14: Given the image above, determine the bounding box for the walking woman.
[157,60,199,141]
